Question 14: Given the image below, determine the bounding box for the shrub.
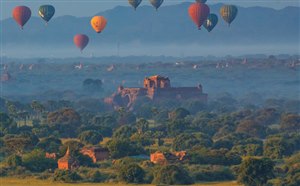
[118,163,145,183]
[78,130,103,145]
[22,149,57,172]
[5,154,22,167]
[153,164,194,185]
[53,169,81,183]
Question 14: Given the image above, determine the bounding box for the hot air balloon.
[149,0,164,11]
[188,3,210,30]
[195,0,207,3]
[12,6,31,29]
[128,0,142,10]
[203,13,218,32]
[39,5,55,25]
[74,34,89,53]
[220,5,238,26]
[91,16,107,33]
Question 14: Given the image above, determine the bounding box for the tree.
[5,154,22,167]
[47,108,81,126]
[22,149,57,172]
[60,140,84,155]
[130,132,155,146]
[280,152,300,186]
[118,163,145,183]
[6,101,18,119]
[31,100,45,120]
[53,169,81,183]
[82,78,103,92]
[230,144,263,156]
[0,113,17,134]
[238,157,274,186]
[153,131,165,146]
[135,118,149,134]
[92,114,118,128]
[263,135,294,159]
[78,130,103,145]
[107,139,143,159]
[37,136,62,153]
[236,120,267,138]
[4,133,39,155]
[113,126,136,139]
[172,133,212,151]
[167,119,190,136]
[280,114,300,132]
[153,164,194,185]
[169,107,190,120]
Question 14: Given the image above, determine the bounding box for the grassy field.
[0,178,242,186]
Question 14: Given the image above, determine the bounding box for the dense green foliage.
[0,67,299,185]
[118,163,145,183]
[238,157,274,186]
[153,164,194,185]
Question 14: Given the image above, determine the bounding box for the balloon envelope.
[203,13,218,32]
[91,16,107,33]
[74,34,89,52]
[149,0,164,10]
[195,0,207,3]
[128,0,142,10]
[220,5,238,25]
[188,3,210,30]
[39,5,55,23]
[12,6,31,29]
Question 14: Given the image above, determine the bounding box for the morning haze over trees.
[0,0,299,186]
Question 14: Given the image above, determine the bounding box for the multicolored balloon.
[12,6,32,29]
[188,3,210,30]
[39,5,55,25]
[203,13,218,32]
[74,34,89,52]
[128,0,143,10]
[220,5,238,26]
[149,0,164,11]
[91,16,107,33]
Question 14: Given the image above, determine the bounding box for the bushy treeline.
[0,95,299,185]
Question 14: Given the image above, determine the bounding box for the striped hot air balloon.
[188,2,210,30]
[74,34,89,53]
[220,5,238,26]
[128,0,143,10]
[12,6,31,29]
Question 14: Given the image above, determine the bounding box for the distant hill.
[1,3,299,56]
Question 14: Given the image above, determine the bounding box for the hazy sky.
[1,0,299,20]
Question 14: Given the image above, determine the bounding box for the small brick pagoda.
[57,147,79,170]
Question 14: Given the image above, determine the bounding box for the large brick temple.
[105,75,208,109]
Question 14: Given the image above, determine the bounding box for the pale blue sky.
[1,0,299,20]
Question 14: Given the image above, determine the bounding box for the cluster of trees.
[0,95,299,185]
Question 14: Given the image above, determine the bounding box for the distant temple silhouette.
[105,75,207,109]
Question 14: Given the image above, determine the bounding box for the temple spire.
[65,146,70,156]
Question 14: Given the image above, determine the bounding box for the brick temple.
[105,75,208,109]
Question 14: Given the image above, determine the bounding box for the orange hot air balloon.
[188,3,210,30]
[12,6,32,29]
[91,16,107,33]
[74,34,89,52]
